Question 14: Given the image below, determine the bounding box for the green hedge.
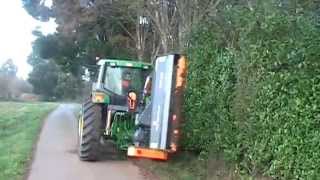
[183,4,320,179]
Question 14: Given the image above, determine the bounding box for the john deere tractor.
[78,54,187,161]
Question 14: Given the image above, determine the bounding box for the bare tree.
[145,0,179,54]
[83,0,154,61]
[176,0,223,51]
[145,0,224,54]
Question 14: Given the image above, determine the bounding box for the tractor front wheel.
[78,99,103,161]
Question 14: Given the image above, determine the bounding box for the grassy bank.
[136,153,208,180]
[0,102,57,180]
[137,153,273,180]
[141,155,272,180]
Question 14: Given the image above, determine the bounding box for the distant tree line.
[27,51,89,101]
[0,59,33,100]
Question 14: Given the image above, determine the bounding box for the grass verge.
[135,152,208,180]
[0,102,58,180]
[136,152,271,180]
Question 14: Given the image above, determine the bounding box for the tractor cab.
[91,59,151,107]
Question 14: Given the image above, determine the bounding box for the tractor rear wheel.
[78,99,103,161]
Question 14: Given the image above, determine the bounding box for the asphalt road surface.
[27,104,145,180]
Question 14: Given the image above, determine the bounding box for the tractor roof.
[98,59,152,69]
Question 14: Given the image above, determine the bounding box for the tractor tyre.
[78,99,103,161]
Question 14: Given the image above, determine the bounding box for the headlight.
[92,92,106,103]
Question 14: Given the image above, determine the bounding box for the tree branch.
[117,22,136,41]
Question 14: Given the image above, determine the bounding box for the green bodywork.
[111,113,135,150]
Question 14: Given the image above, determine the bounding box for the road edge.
[23,104,60,180]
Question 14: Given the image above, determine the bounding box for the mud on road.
[26,104,146,180]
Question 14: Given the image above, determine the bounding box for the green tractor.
[78,54,187,161]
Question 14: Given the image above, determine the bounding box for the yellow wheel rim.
[78,115,84,138]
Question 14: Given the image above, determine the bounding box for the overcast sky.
[0,0,56,79]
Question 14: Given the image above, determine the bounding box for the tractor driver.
[121,70,132,93]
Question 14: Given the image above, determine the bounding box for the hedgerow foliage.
[183,2,320,179]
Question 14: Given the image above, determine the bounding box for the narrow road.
[27,104,145,180]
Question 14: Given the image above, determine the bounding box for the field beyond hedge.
[182,3,320,179]
[0,102,57,180]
